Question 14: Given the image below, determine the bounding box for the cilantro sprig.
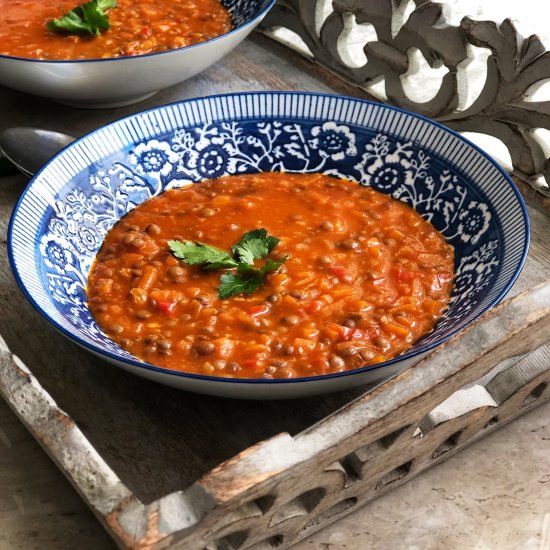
[47,0,117,37]
[168,229,287,299]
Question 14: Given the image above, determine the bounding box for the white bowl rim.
[0,0,275,64]
[7,91,530,386]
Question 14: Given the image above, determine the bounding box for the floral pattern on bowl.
[9,92,529,398]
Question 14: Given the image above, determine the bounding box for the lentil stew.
[87,173,455,379]
[0,0,232,60]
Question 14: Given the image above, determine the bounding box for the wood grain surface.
[1,34,550,550]
[2,392,549,550]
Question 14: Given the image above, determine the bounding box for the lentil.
[108,323,124,335]
[339,238,360,250]
[135,310,151,320]
[196,341,215,356]
[282,315,301,326]
[359,349,376,361]
[226,362,241,373]
[145,224,161,236]
[339,345,356,357]
[329,355,346,370]
[165,265,184,278]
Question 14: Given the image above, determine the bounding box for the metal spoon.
[0,127,76,177]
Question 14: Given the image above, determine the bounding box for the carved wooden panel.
[259,0,550,198]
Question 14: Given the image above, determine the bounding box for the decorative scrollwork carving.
[260,0,550,196]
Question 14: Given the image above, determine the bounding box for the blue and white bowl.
[0,0,274,108]
[8,92,529,399]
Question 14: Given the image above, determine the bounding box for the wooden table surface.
[2,389,549,550]
[1,36,549,550]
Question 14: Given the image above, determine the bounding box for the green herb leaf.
[97,0,117,10]
[218,256,288,299]
[47,0,117,37]
[168,229,287,299]
[47,9,92,35]
[168,240,238,270]
[217,272,264,299]
[232,238,269,265]
[81,1,110,32]
[232,228,280,263]
[237,256,288,277]
[261,257,288,275]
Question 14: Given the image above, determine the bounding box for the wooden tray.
[1,32,550,549]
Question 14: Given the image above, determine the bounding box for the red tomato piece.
[426,273,453,292]
[328,265,347,277]
[307,300,324,313]
[327,265,353,283]
[335,325,353,341]
[249,305,270,317]
[296,307,308,318]
[393,267,422,282]
[157,300,177,314]
[312,355,329,369]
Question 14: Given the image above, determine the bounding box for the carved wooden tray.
[1,7,550,549]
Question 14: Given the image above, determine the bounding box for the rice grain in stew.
[87,173,454,379]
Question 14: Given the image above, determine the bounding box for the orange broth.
[0,0,232,59]
[87,173,454,379]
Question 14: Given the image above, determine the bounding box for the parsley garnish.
[218,258,287,299]
[231,229,280,264]
[167,241,238,270]
[168,229,287,299]
[47,0,117,37]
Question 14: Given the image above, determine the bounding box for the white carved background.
[261,0,550,196]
